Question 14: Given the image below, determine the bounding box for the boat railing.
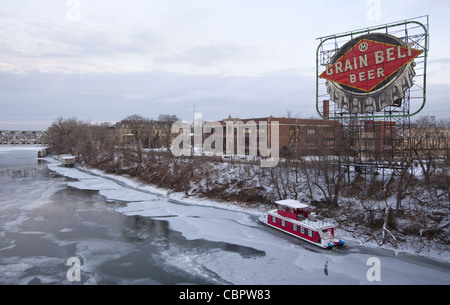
[302,217,334,230]
[323,230,333,240]
[316,226,334,241]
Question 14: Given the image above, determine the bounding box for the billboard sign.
[316,19,428,118]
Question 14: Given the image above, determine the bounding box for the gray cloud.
[1,65,446,131]
[0,1,449,130]
[0,69,314,129]
[158,46,243,66]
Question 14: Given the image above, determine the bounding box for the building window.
[305,138,317,146]
[324,139,335,146]
[324,127,334,134]
[289,128,294,139]
[307,128,315,134]
[288,126,300,140]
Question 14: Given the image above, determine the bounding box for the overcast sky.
[0,0,449,130]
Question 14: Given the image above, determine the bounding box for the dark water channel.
[0,149,256,284]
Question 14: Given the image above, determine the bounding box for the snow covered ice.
[0,146,448,285]
[43,154,450,285]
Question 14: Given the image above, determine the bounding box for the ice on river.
[45,157,450,285]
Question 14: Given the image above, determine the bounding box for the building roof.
[275,199,309,209]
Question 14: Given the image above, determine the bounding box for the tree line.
[46,115,449,250]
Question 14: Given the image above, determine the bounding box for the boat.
[260,199,344,248]
[60,154,76,167]
[37,149,47,158]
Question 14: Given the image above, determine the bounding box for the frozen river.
[0,147,449,285]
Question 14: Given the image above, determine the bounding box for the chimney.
[323,100,330,120]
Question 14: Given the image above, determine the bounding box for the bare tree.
[409,116,448,184]
[120,114,151,162]
[47,118,118,167]
[157,114,180,149]
[47,117,82,155]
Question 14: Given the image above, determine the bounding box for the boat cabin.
[261,199,344,248]
[276,199,310,221]
[264,199,340,247]
[60,154,76,167]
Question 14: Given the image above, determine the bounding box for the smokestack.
[323,100,330,120]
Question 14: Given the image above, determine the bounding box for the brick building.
[204,114,343,157]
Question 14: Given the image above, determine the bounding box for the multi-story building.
[114,119,174,148]
[204,114,343,157]
[358,119,397,159]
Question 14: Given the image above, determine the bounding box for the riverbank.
[42,152,449,264]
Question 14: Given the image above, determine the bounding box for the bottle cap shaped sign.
[319,33,422,114]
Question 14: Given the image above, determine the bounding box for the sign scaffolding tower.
[316,16,429,186]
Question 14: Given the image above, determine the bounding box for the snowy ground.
[37,153,450,285]
[3,146,446,284]
[38,149,449,263]
[1,144,447,263]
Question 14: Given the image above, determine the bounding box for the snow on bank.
[45,158,450,284]
[44,156,450,268]
[2,147,448,284]
[45,156,261,219]
[74,164,269,217]
[44,158,340,284]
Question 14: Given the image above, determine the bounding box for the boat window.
[300,227,305,234]
[281,220,286,227]
[292,224,298,231]
[272,216,277,223]
[308,229,314,237]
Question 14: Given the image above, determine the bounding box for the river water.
[0,147,449,285]
[0,148,229,284]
